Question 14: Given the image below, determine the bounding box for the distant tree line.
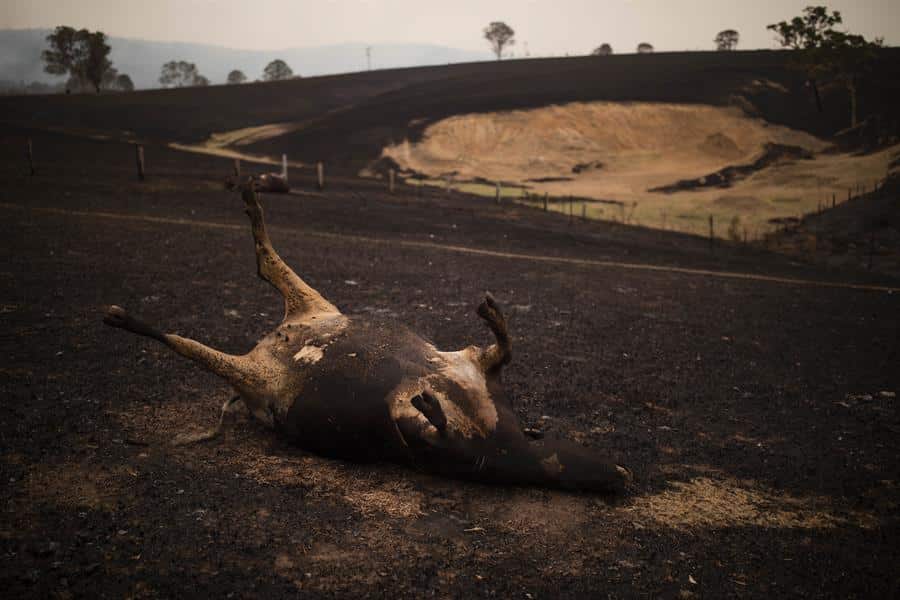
[156,59,297,88]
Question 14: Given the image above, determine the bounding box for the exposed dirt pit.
[382,101,897,238]
[383,101,826,189]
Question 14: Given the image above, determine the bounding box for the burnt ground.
[765,171,900,279]
[1,127,899,598]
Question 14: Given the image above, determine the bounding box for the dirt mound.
[697,132,743,160]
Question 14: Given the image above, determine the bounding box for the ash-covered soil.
[1,128,898,598]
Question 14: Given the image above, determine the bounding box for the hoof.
[477,292,504,324]
[103,305,129,328]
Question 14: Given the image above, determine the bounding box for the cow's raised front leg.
[476,292,512,373]
[241,188,338,320]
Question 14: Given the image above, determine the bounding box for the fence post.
[581,203,586,221]
[708,215,714,250]
[389,168,395,194]
[26,138,35,176]
[136,145,145,181]
[847,188,851,203]
[233,158,241,178]
[543,193,548,212]
[316,162,325,190]
[832,192,835,209]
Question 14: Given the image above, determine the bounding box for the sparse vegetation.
[592,43,613,56]
[41,26,115,93]
[714,29,740,51]
[637,42,654,54]
[262,59,294,81]
[484,22,516,60]
[768,6,884,127]
[227,69,247,85]
[159,61,209,88]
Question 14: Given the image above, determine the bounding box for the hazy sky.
[3,0,899,54]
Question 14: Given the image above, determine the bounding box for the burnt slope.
[3,49,899,172]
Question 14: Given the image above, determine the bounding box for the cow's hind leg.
[171,394,246,445]
[476,292,511,373]
[241,188,337,320]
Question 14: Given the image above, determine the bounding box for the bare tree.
[637,42,654,54]
[484,22,515,60]
[263,60,294,81]
[227,69,247,84]
[592,43,613,56]
[714,29,740,51]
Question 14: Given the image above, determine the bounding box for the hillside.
[3,48,898,242]
[4,49,899,161]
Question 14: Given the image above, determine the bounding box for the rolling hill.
[3,48,898,241]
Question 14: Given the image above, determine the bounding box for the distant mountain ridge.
[0,28,491,89]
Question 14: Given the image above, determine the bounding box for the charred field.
[1,50,900,598]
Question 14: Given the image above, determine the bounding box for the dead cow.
[104,189,631,492]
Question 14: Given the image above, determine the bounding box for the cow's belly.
[274,358,410,462]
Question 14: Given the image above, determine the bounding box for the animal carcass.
[103,188,630,492]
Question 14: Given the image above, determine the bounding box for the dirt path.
[3,202,897,294]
